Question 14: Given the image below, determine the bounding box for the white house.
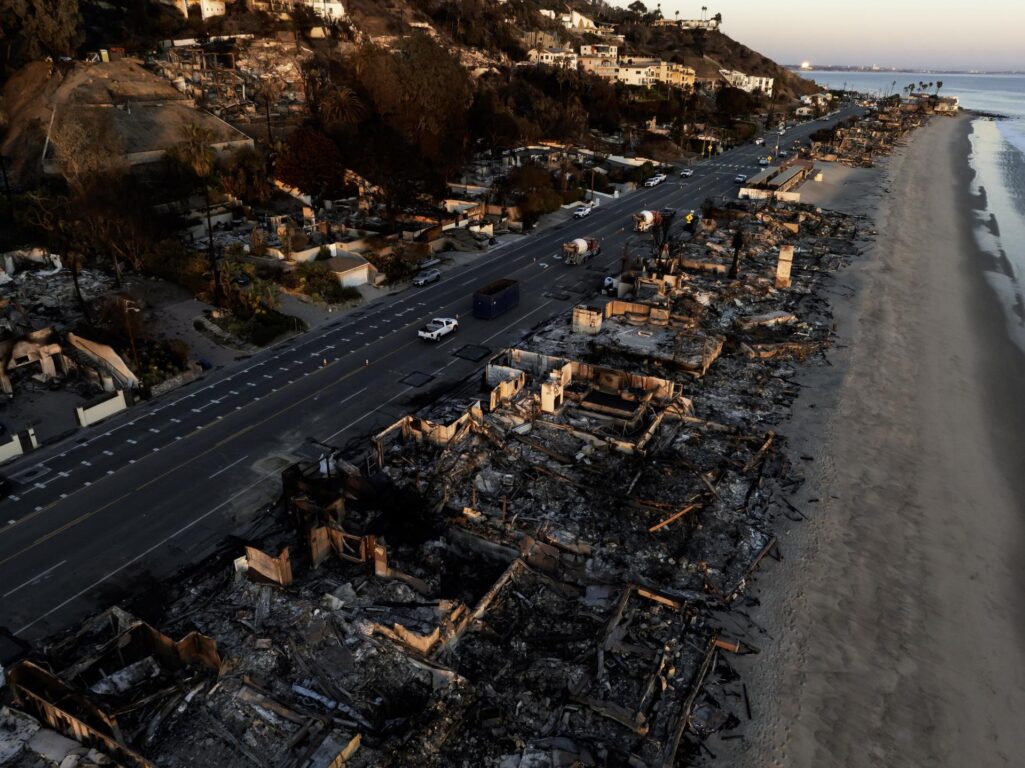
[613,59,695,89]
[527,47,579,70]
[324,254,376,288]
[614,59,661,87]
[540,9,597,32]
[801,93,833,107]
[301,0,345,21]
[719,69,774,97]
[261,0,346,21]
[580,44,617,59]
[169,0,226,19]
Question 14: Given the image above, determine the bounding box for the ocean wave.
[969,118,1025,353]
[996,119,1025,162]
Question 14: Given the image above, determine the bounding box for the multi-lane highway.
[0,107,860,642]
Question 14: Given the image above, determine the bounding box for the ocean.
[799,70,1025,353]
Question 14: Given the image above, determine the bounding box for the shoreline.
[724,113,1025,765]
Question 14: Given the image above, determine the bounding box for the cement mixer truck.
[562,238,601,266]
[632,210,663,232]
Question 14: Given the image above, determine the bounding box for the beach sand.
[724,114,1025,766]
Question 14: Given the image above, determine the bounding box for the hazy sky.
[604,1,1025,70]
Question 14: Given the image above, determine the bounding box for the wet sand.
[729,114,1025,766]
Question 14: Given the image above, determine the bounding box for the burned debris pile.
[0,200,871,766]
[810,101,926,167]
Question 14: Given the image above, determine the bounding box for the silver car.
[412,268,441,286]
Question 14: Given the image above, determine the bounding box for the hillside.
[345,0,814,99]
[620,26,818,99]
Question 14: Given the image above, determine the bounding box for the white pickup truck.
[418,317,459,341]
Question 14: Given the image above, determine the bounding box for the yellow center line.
[34,511,96,546]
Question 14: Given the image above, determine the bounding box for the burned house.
[0,197,874,766]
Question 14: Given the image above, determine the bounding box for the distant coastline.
[787,66,1024,76]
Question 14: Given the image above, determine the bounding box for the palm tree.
[320,85,367,130]
[170,123,222,306]
[935,80,943,95]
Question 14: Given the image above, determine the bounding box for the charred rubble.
[0,200,872,767]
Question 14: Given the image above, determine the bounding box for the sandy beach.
[726,113,1025,766]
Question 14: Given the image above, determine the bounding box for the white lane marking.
[323,389,401,442]
[208,454,249,479]
[14,472,280,635]
[3,560,68,598]
[481,299,557,344]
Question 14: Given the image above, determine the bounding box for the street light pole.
[121,298,141,372]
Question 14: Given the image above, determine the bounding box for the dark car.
[0,476,10,500]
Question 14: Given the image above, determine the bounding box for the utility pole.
[121,298,141,371]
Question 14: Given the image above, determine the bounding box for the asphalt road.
[0,108,861,643]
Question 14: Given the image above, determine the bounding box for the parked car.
[680,168,694,178]
[412,268,441,286]
[418,317,459,341]
[734,174,748,184]
[778,149,789,158]
[643,173,667,187]
[233,274,251,287]
[573,205,592,219]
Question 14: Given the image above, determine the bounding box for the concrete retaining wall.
[76,391,129,428]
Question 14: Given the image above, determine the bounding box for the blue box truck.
[473,279,520,320]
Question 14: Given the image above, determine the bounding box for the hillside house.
[719,69,774,97]
[579,56,618,79]
[580,44,617,59]
[257,0,346,20]
[527,47,578,70]
[540,9,597,32]
[578,44,618,78]
[615,59,695,89]
[169,0,226,19]
[801,92,833,107]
